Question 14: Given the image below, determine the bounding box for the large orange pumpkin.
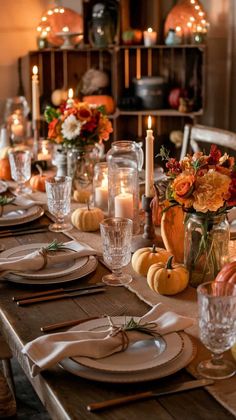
[83,95,115,114]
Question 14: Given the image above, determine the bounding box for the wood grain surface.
[0,216,234,420]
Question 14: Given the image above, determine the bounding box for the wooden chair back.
[180,124,236,160]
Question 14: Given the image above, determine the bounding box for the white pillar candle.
[145,115,154,197]
[32,65,40,126]
[67,88,74,108]
[95,175,108,210]
[114,192,134,219]
[95,186,108,210]
[143,28,157,47]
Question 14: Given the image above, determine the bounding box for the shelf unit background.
[27,43,205,162]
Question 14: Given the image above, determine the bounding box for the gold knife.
[87,379,214,412]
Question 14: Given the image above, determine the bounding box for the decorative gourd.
[51,89,68,106]
[73,189,91,204]
[71,203,104,232]
[214,261,236,285]
[161,205,185,263]
[83,95,115,114]
[30,165,48,192]
[132,245,171,277]
[147,256,189,295]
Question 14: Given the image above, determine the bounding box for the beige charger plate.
[59,332,195,383]
[0,205,44,227]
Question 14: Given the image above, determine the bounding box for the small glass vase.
[184,213,230,288]
[67,145,99,202]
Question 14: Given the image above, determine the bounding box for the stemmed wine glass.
[100,217,133,286]
[8,149,32,195]
[197,281,236,379]
[45,176,72,232]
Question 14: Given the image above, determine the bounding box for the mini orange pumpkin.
[30,165,48,192]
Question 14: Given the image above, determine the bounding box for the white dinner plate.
[1,243,90,280]
[59,332,195,383]
[71,317,184,373]
[0,205,44,226]
[4,256,98,285]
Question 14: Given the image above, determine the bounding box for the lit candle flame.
[62,26,69,32]
[32,65,38,76]
[68,88,73,99]
[148,116,152,129]
[147,27,153,33]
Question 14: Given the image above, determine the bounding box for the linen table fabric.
[0,241,98,277]
[22,303,194,377]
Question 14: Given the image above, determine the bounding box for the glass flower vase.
[184,213,230,288]
[67,145,99,203]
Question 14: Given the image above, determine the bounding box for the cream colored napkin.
[0,196,44,215]
[0,241,98,277]
[22,303,194,377]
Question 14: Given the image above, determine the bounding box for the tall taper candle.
[32,65,40,127]
[145,115,154,197]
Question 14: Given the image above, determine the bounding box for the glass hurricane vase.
[184,213,230,288]
[67,145,99,203]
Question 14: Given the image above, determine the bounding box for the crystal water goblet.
[197,281,236,379]
[8,149,31,195]
[45,176,72,232]
[100,217,133,286]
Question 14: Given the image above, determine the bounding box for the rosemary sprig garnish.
[123,318,159,337]
[0,196,15,206]
[45,240,68,252]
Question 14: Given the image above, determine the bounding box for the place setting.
[0,239,100,287]
[21,303,197,383]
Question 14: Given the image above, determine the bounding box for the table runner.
[7,188,236,416]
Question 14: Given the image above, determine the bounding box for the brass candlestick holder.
[131,194,162,252]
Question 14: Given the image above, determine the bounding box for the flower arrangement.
[159,145,236,287]
[160,144,236,214]
[44,101,113,149]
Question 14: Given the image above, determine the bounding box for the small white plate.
[71,317,184,373]
[59,332,195,383]
[0,205,44,226]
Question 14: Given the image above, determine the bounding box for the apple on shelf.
[122,29,143,45]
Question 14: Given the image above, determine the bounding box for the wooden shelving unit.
[26,43,205,153]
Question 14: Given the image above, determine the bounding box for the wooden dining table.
[0,213,235,420]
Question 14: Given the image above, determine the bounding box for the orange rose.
[172,173,195,197]
[172,173,195,208]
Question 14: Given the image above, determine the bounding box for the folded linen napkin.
[0,240,98,277]
[22,303,194,377]
[0,196,44,215]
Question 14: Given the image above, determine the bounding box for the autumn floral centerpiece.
[44,100,113,148]
[160,145,236,287]
[44,100,113,197]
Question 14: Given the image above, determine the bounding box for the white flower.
[61,114,84,140]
